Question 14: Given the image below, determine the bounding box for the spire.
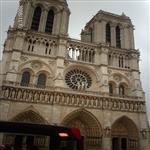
[13,0,24,29]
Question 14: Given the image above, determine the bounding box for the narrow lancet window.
[20,71,30,86]
[106,23,111,43]
[45,10,54,33]
[116,26,121,48]
[31,7,42,31]
[37,73,47,88]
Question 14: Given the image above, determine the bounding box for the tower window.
[116,26,121,48]
[119,85,125,96]
[109,83,113,95]
[106,23,111,43]
[31,7,42,31]
[37,73,47,88]
[45,10,54,33]
[20,71,30,86]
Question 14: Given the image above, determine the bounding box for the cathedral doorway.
[2,109,47,150]
[111,116,139,150]
[62,109,102,150]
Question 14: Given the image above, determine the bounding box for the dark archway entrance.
[2,109,47,150]
[112,116,139,150]
[62,109,102,150]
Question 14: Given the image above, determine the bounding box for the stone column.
[110,24,116,47]
[54,38,67,87]
[102,111,112,150]
[123,26,130,49]
[99,47,109,95]
[60,8,70,35]
[23,1,31,28]
[120,26,125,49]
[101,20,107,43]
[116,86,119,96]
[6,31,25,82]
[26,5,34,29]
[129,26,135,49]
[140,129,150,150]
[53,11,62,35]
[39,9,48,32]
[93,20,100,44]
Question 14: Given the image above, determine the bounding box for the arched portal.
[11,109,47,124]
[62,109,102,150]
[111,116,139,150]
[2,109,48,150]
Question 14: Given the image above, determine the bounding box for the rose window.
[65,69,92,90]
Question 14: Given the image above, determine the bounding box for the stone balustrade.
[0,85,145,113]
[24,32,58,57]
[67,39,96,63]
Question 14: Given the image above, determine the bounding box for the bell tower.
[13,0,70,36]
[2,0,70,85]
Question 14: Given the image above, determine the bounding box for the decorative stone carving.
[108,69,112,75]
[20,56,28,62]
[64,60,69,66]
[125,72,130,77]
[48,60,55,65]
[31,61,42,70]
[104,127,111,138]
[141,129,148,139]
[55,72,63,80]
[10,66,17,72]
[65,69,92,91]
[113,74,121,82]
[1,85,145,113]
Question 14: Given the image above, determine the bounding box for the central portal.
[62,109,102,150]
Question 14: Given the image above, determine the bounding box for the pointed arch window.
[106,23,111,43]
[45,10,54,33]
[119,85,125,96]
[109,83,114,95]
[37,73,47,88]
[116,26,121,48]
[31,6,42,31]
[20,71,30,86]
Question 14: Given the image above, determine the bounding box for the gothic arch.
[111,116,139,150]
[32,2,45,10]
[18,60,54,76]
[112,116,138,137]
[108,81,117,95]
[10,106,48,124]
[62,109,102,148]
[111,73,130,86]
[20,68,35,76]
[19,68,34,86]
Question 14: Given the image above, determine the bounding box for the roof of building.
[85,9,133,28]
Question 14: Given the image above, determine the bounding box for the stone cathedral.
[0,0,150,150]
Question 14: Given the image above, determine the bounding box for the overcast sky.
[0,0,150,124]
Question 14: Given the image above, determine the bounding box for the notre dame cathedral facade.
[0,0,150,150]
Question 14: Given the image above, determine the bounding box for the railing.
[24,32,58,57]
[0,85,146,113]
[67,39,96,63]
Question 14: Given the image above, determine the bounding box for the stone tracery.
[65,69,92,90]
